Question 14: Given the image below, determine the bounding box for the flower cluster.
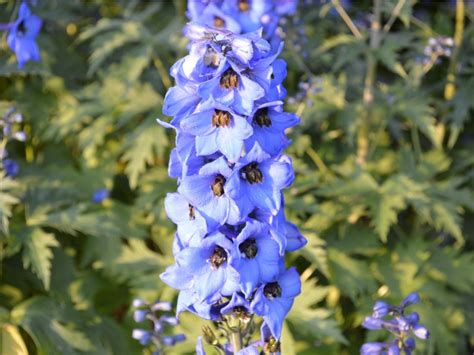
[186,0,298,46]
[159,10,305,351]
[0,1,42,69]
[361,293,430,355]
[423,36,454,60]
[132,298,186,354]
[1,107,26,177]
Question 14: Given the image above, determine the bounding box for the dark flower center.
[239,238,258,258]
[210,246,227,269]
[214,16,226,28]
[233,306,251,320]
[238,0,250,12]
[220,68,239,89]
[264,282,282,299]
[263,336,281,353]
[18,20,26,35]
[211,174,226,196]
[204,46,220,68]
[253,108,272,127]
[240,162,263,184]
[212,110,231,128]
[188,204,196,220]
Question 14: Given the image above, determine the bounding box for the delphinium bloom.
[0,108,26,177]
[186,0,298,45]
[132,298,185,354]
[159,2,303,352]
[361,293,430,355]
[3,1,42,69]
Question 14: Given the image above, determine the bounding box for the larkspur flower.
[187,0,298,45]
[91,188,109,203]
[3,159,19,177]
[159,3,302,352]
[132,299,185,353]
[6,2,42,69]
[251,267,301,338]
[361,292,429,355]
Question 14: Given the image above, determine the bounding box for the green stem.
[230,326,242,353]
[331,0,362,39]
[358,0,382,166]
[444,0,464,101]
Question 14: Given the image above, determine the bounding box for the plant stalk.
[444,0,464,101]
[358,0,382,166]
[230,326,242,353]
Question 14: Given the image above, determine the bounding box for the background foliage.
[1,0,473,354]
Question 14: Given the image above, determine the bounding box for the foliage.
[0,1,473,354]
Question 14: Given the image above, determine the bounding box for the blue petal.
[180,109,215,136]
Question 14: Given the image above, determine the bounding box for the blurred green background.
[0,0,473,354]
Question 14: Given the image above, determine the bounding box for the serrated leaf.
[19,228,58,290]
[122,121,168,188]
[0,173,20,234]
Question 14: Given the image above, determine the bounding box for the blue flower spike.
[361,292,430,355]
[131,298,185,353]
[158,0,302,353]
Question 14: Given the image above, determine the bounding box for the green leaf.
[1,324,28,355]
[19,228,59,290]
[0,173,20,234]
[328,249,377,300]
[11,297,93,355]
[121,120,169,188]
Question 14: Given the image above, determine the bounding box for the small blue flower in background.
[361,292,430,355]
[132,298,185,354]
[3,159,19,177]
[1,107,26,178]
[6,1,42,69]
[91,188,109,203]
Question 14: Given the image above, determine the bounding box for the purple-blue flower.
[178,157,241,229]
[251,267,301,338]
[92,188,109,203]
[161,232,240,302]
[7,2,42,69]
[361,292,429,355]
[231,220,281,296]
[3,159,19,177]
[226,144,294,216]
[180,102,253,162]
[132,299,185,352]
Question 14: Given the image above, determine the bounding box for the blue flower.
[165,192,207,246]
[180,102,253,162]
[251,267,301,338]
[361,292,429,355]
[92,188,109,203]
[161,232,240,302]
[7,2,42,69]
[178,157,241,228]
[3,159,19,177]
[132,298,185,352]
[198,61,266,116]
[226,144,294,216]
[245,102,300,157]
[231,220,281,296]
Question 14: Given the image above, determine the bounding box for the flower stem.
[444,0,464,101]
[230,326,242,353]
